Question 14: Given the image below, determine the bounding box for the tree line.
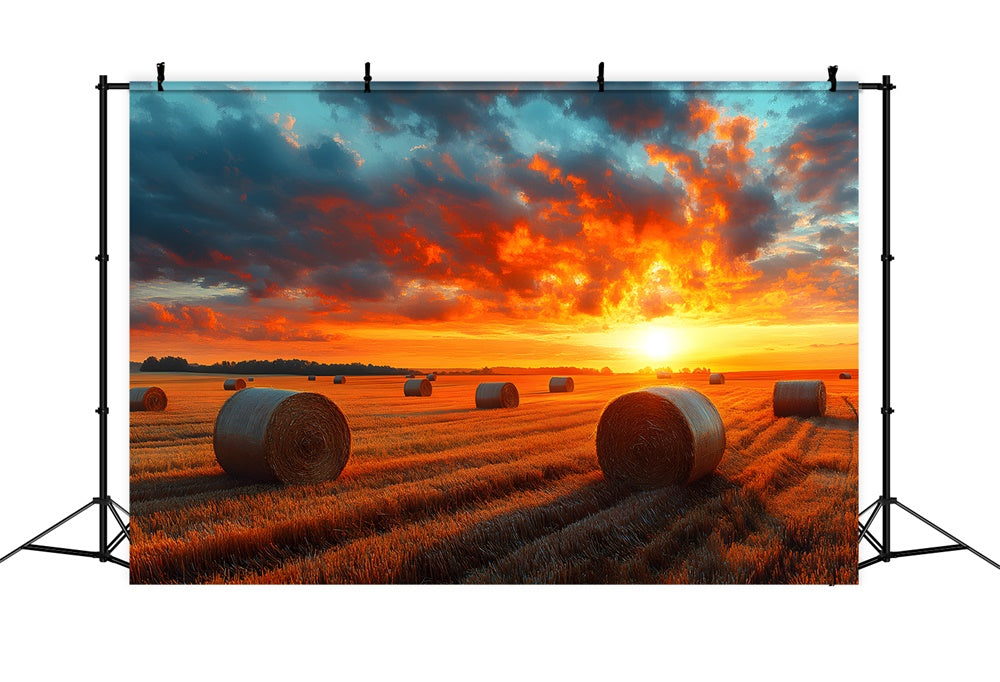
[139,356,409,376]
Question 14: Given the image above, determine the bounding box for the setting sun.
[641,327,675,361]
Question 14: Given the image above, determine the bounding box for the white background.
[1,1,997,679]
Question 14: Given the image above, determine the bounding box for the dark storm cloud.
[770,109,858,214]
[131,91,370,298]
[306,261,397,302]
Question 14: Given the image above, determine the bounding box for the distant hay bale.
[247,377,254,382]
[223,378,247,391]
[333,375,347,384]
[307,375,316,381]
[213,388,350,484]
[129,386,167,412]
[656,372,671,379]
[839,372,852,380]
[404,379,433,397]
[475,382,519,409]
[405,373,415,378]
[773,380,827,418]
[596,386,725,488]
[709,373,725,384]
[549,376,574,393]
[426,373,437,381]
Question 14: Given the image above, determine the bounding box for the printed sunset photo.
[129,82,859,584]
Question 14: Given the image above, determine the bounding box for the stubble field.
[130,370,858,584]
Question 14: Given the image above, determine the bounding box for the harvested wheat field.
[130,369,858,584]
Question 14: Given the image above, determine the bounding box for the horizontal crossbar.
[859,556,884,570]
[890,544,967,559]
[23,544,102,559]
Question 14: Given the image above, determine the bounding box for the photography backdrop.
[129,81,859,584]
[4,1,1000,677]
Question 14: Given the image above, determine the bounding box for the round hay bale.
[709,373,725,384]
[475,382,519,409]
[307,375,316,381]
[548,376,574,393]
[333,375,347,384]
[129,386,167,412]
[773,380,827,417]
[223,378,247,391]
[839,372,852,380]
[656,372,671,379]
[213,388,351,484]
[426,373,437,381]
[596,386,725,488]
[404,379,433,397]
[247,377,254,382]
[405,373,415,379]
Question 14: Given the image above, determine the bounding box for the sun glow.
[641,327,675,361]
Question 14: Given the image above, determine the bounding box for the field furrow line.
[131,450,597,584]
[131,420,599,514]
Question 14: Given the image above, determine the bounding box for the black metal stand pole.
[858,75,998,572]
[0,75,130,570]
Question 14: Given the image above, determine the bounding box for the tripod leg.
[108,527,129,553]
[858,500,881,540]
[859,498,880,517]
[0,500,98,564]
[893,500,1000,571]
[860,529,883,555]
[108,503,130,540]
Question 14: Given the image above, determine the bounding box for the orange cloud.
[685,98,720,138]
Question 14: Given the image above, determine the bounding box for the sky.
[130,82,858,372]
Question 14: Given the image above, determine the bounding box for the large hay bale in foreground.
[709,373,725,384]
[773,380,827,417]
[307,375,316,381]
[333,375,347,384]
[404,379,433,397]
[596,386,725,488]
[223,378,247,391]
[839,372,852,380]
[549,376,574,393]
[213,388,350,484]
[129,386,167,412]
[426,373,437,381]
[476,382,519,409]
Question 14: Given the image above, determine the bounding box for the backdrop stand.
[857,75,999,572]
[2,70,997,577]
[0,75,130,570]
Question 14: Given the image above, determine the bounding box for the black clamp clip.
[364,62,372,93]
[827,65,838,92]
[157,62,166,92]
[597,62,605,92]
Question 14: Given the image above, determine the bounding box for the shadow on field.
[130,471,278,504]
[522,467,853,584]
[447,469,807,584]
[394,407,478,417]
[812,415,859,431]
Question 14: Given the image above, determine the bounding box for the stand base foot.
[0,497,130,569]
[858,497,999,571]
